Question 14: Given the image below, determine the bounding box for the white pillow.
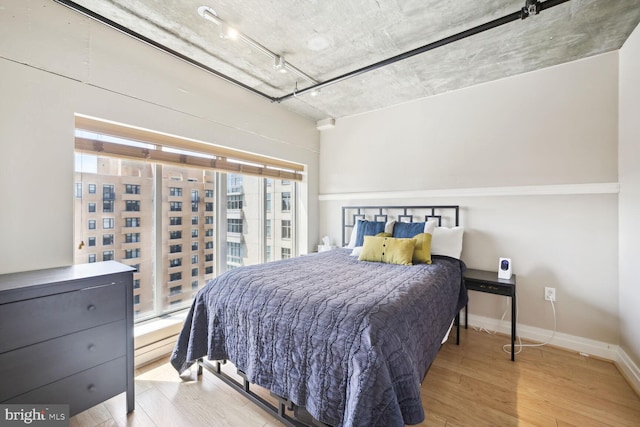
[431,226,464,259]
[424,219,437,234]
[350,246,363,256]
[346,220,360,248]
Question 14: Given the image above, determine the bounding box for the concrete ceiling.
[61,0,640,122]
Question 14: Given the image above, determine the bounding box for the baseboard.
[616,346,640,396]
[466,313,640,394]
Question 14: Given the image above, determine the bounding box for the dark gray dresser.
[0,261,135,416]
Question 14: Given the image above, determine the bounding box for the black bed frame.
[196,205,462,427]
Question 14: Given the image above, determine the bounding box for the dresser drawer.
[0,283,125,353]
[0,320,126,402]
[6,357,127,417]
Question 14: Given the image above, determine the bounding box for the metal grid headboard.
[341,205,460,247]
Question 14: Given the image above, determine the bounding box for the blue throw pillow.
[355,220,386,247]
[392,222,426,238]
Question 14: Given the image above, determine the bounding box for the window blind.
[74,115,304,181]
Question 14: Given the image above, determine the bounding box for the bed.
[170,206,468,427]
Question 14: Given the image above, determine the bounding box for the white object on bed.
[431,226,464,259]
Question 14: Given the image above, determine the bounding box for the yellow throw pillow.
[358,235,416,265]
[412,233,433,264]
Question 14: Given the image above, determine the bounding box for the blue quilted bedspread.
[171,249,467,426]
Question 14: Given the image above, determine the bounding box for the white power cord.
[502,296,557,355]
[472,296,558,355]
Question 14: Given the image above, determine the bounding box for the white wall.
[319,52,620,344]
[0,0,319,274]
[619,23,640,367]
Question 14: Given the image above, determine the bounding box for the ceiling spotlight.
[274,55,287,73]
[219,22,238,40]
[310,88,320,97]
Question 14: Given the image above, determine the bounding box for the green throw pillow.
[412,233,433,264]
[358,235,416,265]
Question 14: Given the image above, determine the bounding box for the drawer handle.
[87,304,96,311]
[88,384,96,392]
[88,344,96,352]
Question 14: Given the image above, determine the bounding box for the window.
[282,192,291,212]
[227,194,243,210]
[227,242,243,267]
[281,180,290,185]
[266,246,272,262]
[75,183,82,198]
[228,218,243,234]
[282,220,291,239]
[191,190,199,204]
[134,279,140,289]
[125,248,140,259]
[74,122,301,322]
[103,200,114,213]
[88,203,96,213]
[228,174,242,193]
[125,184,140,194]
[103,184,115,200]
[125,200,140,211]
[266,219,272,238]
[281,248,291,259]
[266,193,272,212]
[125,233,140,243]
[88,253,96,263]
[103,250,114,261]
[125,217,140,227]
[134,295,140,305]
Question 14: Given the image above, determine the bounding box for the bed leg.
[196,358,203,377]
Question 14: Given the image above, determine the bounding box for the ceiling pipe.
[52,0,277,102]
[274,0,570,102]
[52,0,570,106]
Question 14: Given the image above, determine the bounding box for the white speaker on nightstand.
[498,257,512,280]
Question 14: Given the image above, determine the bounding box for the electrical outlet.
[544,287,556,302]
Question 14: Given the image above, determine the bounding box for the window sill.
[134,311,188,368]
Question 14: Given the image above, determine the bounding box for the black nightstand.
[463,268,517,361]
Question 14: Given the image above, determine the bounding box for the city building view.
[74,153,296,321]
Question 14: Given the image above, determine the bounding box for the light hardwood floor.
[70,328,640,427]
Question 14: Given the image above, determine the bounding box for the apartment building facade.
[74,155,295,321]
